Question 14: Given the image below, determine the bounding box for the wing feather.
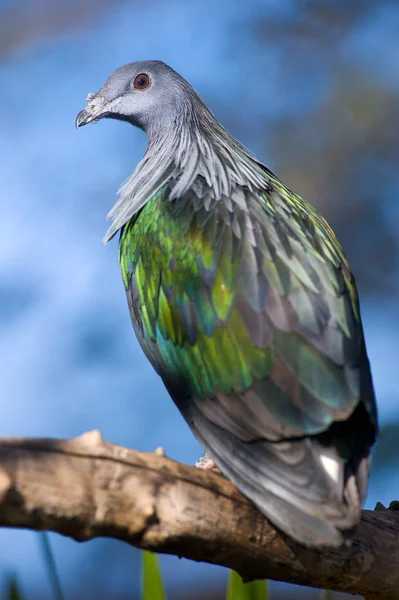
[119,177,377,546]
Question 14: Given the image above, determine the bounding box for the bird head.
[75,60,267,243]
[76,60,198,134]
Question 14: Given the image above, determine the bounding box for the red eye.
[133,73,150,90]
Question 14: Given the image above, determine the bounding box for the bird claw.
[195,452,222,474]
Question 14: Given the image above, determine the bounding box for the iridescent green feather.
[118,176,374,438]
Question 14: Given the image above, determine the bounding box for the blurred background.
[0,0,398,598]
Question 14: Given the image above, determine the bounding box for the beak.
[75,93,111,128]
[75,107,97,128]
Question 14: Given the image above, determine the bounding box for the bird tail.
[182,399,372,547]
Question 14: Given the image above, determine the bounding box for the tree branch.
[0,431,397,600]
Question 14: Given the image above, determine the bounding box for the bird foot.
[195,452,222,474]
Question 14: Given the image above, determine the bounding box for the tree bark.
[0,431,397,600]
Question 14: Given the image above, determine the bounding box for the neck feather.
[104,104,270,243]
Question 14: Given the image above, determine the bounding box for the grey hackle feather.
[76,61,270,243]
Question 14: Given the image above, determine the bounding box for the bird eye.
[133,73,150,91]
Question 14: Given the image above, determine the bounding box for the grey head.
[76,60,207,135]
[76,60,269,242]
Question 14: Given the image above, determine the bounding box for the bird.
[76,60,377,547]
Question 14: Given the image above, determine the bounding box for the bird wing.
[119,179,377,545]
[120,180,375,437]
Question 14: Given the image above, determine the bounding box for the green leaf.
[227,570,268,600]
[142,551,166,600]
[5,575,24,600]
[320,591,333,600]
[37,532,65,600]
